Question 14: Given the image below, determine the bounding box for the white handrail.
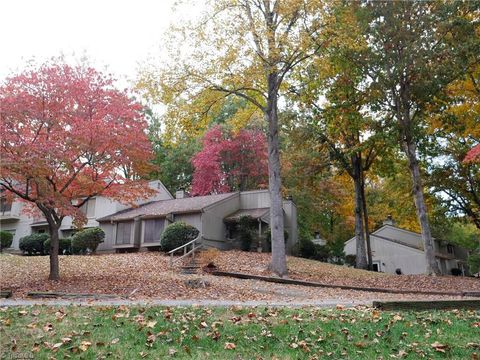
[168,234,202,268]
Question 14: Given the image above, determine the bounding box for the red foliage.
[0,60,154,225]
[464,144,480,163]
[191,125,268,195]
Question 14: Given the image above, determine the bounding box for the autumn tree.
[465,145,480,163]
[0,61,153,280]
[147,109,199,193]
[138,0,329,276]
[191,125,268,195]
[427,63,480,230]
[288,3,386,269]
[362,0,480,274]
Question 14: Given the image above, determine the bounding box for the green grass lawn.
[1,306,479,359]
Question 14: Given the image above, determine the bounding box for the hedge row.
[18,227,105,255]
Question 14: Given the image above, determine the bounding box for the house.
[1,181,298,253]
[311,232,327,246]
[97,189,298,253]
[343,218,470,275]
[0,181,172,251]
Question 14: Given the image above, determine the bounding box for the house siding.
[344,225,470,275]
[173,213,203,236]
[239,190,270,209]
[2,180,169,251]
[0,201,31,250]
[202,194,240,248]
[98,223,114,251]
[283,200,298,251]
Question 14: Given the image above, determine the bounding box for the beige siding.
[97,223,114,252]
[239,190,270,209]
[173,213,203,235]
[345,235,426,274]
[202,195,240,247]
[283,200,298,251]
[370,236,426,274]
[374,225,423,249]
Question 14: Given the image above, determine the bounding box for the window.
[79,198,96,218]
[143,219,164,243]
[372,263,379,272]
[447,245,454,254]
[116,222,132,245]
[0,197,12,213]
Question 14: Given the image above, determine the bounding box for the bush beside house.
[238,216,257,251]
[44,238,72,255]
[71,227,105,254]
[19,233,49,255]
[294,238,349,265]
[0,231,13,251]
[160,222,199,252]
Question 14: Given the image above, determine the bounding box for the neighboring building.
[344,219,470,276]
[1,183,298,254]
[0,181,172,251]
[97,189,298,253]
[311,232,327,246]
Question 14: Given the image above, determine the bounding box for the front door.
[372,261,381,272]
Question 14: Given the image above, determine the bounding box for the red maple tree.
[464,144,480,163]
[191,125,268,195]
[0,60,154,280]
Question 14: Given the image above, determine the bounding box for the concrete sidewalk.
[0,298,371,308]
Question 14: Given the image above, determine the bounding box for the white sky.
[0,0,200,83]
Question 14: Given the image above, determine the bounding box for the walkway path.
[0,298,371,308]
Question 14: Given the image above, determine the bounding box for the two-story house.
[0,181,172,251]
[344,218,470,275]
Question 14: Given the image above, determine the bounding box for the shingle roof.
[97,193,237,222]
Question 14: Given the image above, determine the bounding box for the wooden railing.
[168,235,203,268]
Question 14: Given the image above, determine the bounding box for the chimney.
[383,215,395,226]
[175,190,187,199]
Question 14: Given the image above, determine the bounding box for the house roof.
[97,192,237,222]
[224,208,270,222]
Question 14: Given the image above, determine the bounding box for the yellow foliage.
[429,64,480,139]
[136,0,335,144]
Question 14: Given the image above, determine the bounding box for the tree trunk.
[403,140,441,275]
[48,223,61,280]
[352,155,368,269]
[361,173,373,270]
[266,73,287,277]
[38,204,62,281]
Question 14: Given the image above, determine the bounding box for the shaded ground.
[0,252,478,302]
[215,251,480,293]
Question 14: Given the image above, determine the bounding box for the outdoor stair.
[180,258,200,274]
[168,235,203,270]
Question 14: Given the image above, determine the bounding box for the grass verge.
[0,305,479,359]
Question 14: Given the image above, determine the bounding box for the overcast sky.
[0,0,199,83]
